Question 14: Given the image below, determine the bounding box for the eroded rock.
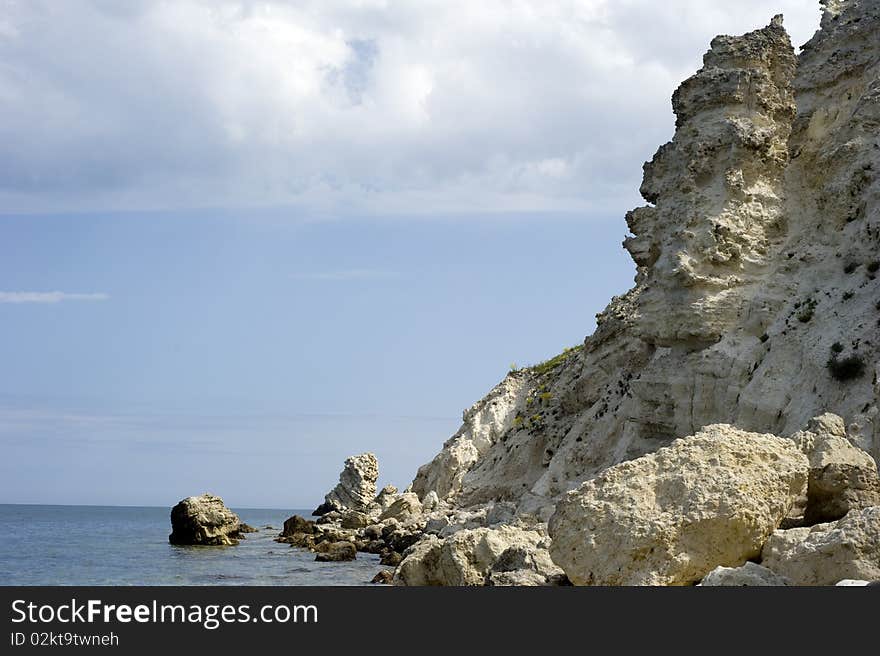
[394,525,563,586]
[793,414,880,524]
[548,425,808,586]
[314,453,379,515]
[760,506,880,585]
[700,562,790,586]
[169,494,242,546]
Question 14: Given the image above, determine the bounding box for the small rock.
[379,493,423,522]
[364,524,384,541]
[699,562,791,586]
[372,485,399,512]
[371,570,394,584]
[315,541,357,562]
[340,510,369,529]
[380,550,403,566]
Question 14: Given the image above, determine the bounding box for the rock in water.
[793,414,880,525]
[371,570,394,584]
[761,507,880,585]
[700,562,791,586]
[169,494,242,546]
[313,453,379,515]
[548,425,808,586]
[314,541,357,562]
[281,514,316,537]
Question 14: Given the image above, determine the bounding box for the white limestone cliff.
[410,3,880,519]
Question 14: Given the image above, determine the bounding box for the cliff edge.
[412,1,880,519]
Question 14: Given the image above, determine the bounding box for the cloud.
[0,291,110,304]
[0,1,823,217]
[290,269,398,281]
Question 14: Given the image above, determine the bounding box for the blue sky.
[0,1,822,507]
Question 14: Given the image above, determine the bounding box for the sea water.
[0,505,384,585]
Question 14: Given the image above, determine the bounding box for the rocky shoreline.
[170,411,880,585]
[169,2,880,586]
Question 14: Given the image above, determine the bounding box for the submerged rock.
[169,494,242,546]
[314,541,357,562]
[379,493,422,522]
[548,425,808,586]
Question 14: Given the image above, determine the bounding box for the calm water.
[0,505,385,586]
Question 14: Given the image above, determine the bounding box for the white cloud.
[0,0,823,217]
[290,269,398,281]
[0,292,110,304]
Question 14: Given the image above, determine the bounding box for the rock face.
[793,414,880,524]
[301,4,880,587]
[700,562,791,586]
[548,426,808,586]
[314,453,379,515]
[394,525,564,586]
[169,494,242,546]
[761,506,880,585]
[409,3,880,520]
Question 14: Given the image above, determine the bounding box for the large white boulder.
[548,425,809,585]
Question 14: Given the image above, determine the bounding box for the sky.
[0,1,823,508]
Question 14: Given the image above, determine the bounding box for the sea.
[0,505,385,586]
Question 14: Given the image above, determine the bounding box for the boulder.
[380,550,403,566]
[699,562,790,586]
[371,570,394,584]
[169,494,242,546]
[548,425,809,586]
[280,514,316,537]
[792,414,880,525]
[340,510,369,529]
[364,524,384,541]
[313,453,379,515]
[314,541,357,562]
[238,523,257,534]
[760,506,880,585]
[394,525,563,586]
[372,485,399,513]
[422,490,442,512]
[379,493,423,522]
